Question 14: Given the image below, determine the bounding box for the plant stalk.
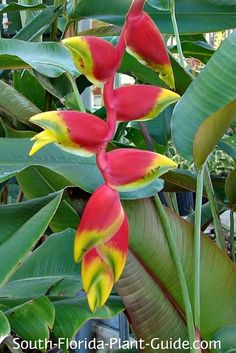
[193,165,205,332]
[170,0,185,68]
[139,122,155,151]
[66,74,86,112]
[230,210,235,263]
[154,194,197,353]
[204,167,225,250]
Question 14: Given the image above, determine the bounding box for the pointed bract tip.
[74,184,124,262]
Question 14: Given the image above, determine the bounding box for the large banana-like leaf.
[6,297,54,348]
[17,167,79,232]
[0,138,163,199]
[14,5,63,42]
[115,199,236,352]
[0,2,45,15]
[1,228,81,298]
[0,311,10,344]
[172,32,236,167]
[0,38,78,78]
[73,0,236,34]
[0,192,62,287]
[52,297,124,349]
[0,80,41,126]
[0,229,124,347]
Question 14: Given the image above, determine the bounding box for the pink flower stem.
[127,0,145,17]
[97,0,145,176]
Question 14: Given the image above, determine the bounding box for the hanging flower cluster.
[29,0,179,312]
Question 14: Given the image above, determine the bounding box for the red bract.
[82,214,129,311]
[103,149,177,192]
[29,111,109,157]
[62,36,119,85]
[114,85,180,122]
[98,213,129,282]
[74,184,124,263]
[82,247,113,312]
[124,12,175,89]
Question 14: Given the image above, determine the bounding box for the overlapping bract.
[81,213,129,312]
[29,0,178,312]
[103,149,177,192]
[74,184,124,262]
[62,36,119,85]
[29,111,109,157]
[114,85,180,122]
[124,11,175,88]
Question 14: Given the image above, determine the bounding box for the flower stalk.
[29,0,178,312]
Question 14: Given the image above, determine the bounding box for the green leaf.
[0,311,10,344]
[0,80,41,126]
[78,24,122,37]
[212,327,236,353]
[0,138,102,191]
[14,5,63,42]
[171,41,215,64]
[17,167,79,232]
[13,71,46,111]
[0,138,167,199]
[208,0,236,5]
[219,135,236,161]
[0,192,62,287]
[0,2,45,16]
[0,38,78,78]
[6,297,55,348]
[0,229,81,298]
[187,201,225,231]
[225,168,236,206]
[35,72,73,101]
[172,32,236,167]
[52,297,124,349]
[115,199,236,348]
[147,0,170,10]
[0,119,35,138]
[73,0,236,34]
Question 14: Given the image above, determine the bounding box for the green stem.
[50,17,58,42]
[230,210,235,263]
[139,122,155,151]
[154,194,197,353]
[66,74,86,112]
[170,0,185,68]
[204,167,225,250]
[170,192,179,214]
[163,192,175,211]
[193,165,205,331]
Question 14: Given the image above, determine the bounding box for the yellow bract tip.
[29,130,57,156]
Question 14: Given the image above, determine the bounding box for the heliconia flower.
[82,247,113,312]
[124,12,175,89]
[97,213,129,282]
[82,215,129,312]
[62,36,119,85]
[114,85,180,122]
[103,149,177,192]
[29,111,109,157]
[74,184,124,263]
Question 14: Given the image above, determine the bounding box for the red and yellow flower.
[82,214,129,311]
[114,85,180,122]
[103,149,177,192]
[62,36,119,85]
[29,110,109,157]
[124,12,175,88]
[74,184,124,262]
[29,0,178,312]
